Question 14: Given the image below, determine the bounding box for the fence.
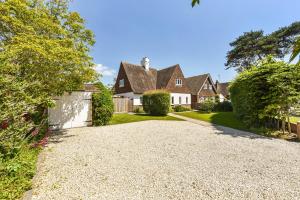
[113,97,133,113]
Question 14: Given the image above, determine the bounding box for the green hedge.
[142,90,170,116]
[92,83,114,126]
[174,105,191,112]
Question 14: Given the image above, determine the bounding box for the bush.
[174,105,191,112]
[199,99,215,113]
[92,83,114,126]
[142,90,170,116]
[133,107,143,113]
[214,101,233,112]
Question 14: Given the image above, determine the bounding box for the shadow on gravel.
[48,129,76,144]
[207,112,273,140]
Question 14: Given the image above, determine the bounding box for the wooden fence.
[113,97,133,113]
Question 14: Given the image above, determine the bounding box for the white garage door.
[48,92,93,130]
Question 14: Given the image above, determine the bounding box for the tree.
[0,0,97,156]
[226,22,300,72]
[230,57,300,134]
[192,0,200,7]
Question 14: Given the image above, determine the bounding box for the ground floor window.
[171,96,174,104]
[179,97,182,104]
[186,97,188,104]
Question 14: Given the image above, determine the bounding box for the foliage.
[199,98,215,113]
[229,58,300,133]
[92,83,114,126]
[109,113,182,125]
[173,105,191,112]
[214,101,233,112]
[0,145,40,200]
[142,90,171,116]
[226,22,300,72]
[0,0,96,158]
[291,37,300,62]
[133,107,144,113]
[192,0,200,7]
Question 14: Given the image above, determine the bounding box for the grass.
[175,111,257,133]
[109,113,183,125]
[0,146,40,200]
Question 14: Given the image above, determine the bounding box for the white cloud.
[95,64,116,77]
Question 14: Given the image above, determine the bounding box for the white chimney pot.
[141,57,150,71]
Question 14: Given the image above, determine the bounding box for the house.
[186,74,218,109]
[215,81,230,102]
[48,84,99,130]
[114,57,191,108]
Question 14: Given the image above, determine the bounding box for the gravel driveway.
[31,121,300,200]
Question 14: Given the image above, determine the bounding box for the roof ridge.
[186,73,209,79]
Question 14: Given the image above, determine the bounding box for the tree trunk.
[282,117,286,134]
[287,115,291,134]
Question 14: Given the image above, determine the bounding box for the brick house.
[186,74,218,109]
[114,57,191,108]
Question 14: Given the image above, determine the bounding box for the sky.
[70,0,300,85]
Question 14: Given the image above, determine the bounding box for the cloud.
[95,64,116,77]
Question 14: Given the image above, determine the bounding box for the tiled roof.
[216,82,230,97]
[185,74,209,95]
[121,62,183,93]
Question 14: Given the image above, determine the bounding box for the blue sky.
[70,0,300,85]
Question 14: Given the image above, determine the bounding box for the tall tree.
[0,0,96,156]
[226,22,300,72]
[192,0,200,7]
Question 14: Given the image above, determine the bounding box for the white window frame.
[175,79,182,86]
[119,79,125,87]
[179,96,182,105]
[171,96,174,105]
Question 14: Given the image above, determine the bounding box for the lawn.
[175,111,254,132]
[109,113,183,125]
[0,146,40,200]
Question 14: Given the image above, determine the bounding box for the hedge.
[92,83,114,126]
[142,90,170,116]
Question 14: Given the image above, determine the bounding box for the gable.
[114,63,133,94]
[165,66,190,93]
[186,74,208,95]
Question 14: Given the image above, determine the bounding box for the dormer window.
[175,79,182,86]
[119,79,125,87]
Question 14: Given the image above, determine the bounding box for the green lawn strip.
[175,111,259,133]
[109,113,183,125]
[0,146,40,200]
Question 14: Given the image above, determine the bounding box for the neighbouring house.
[114,57,191,109]
[48,84,99,130]
[186,74,218,109]
[215,81,230,102]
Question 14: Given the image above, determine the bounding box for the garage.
[48,84,98,130]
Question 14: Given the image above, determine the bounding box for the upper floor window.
[119,79,125,87]
[209,85,212,90]
[175,79,182,86]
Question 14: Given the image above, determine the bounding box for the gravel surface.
[31,121,300,200]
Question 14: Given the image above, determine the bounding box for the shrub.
[199,99,215,113]
[133,107,144,113]
[92,83,114,126]
[142,90,170,116]
[174,105,191,112]
[214,101,233,112]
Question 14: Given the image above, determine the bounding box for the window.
[209,84,212,90]
[171,96,174,105]
[179,97,182,104]
[140,96,143,104]
[175,79,182,86]
[119,79,124,87]
[186,97,188,104]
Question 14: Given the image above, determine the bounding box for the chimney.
[141,57,150,71]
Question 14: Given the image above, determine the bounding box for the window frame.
[119,79,125,88]
[175,78,183,86]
